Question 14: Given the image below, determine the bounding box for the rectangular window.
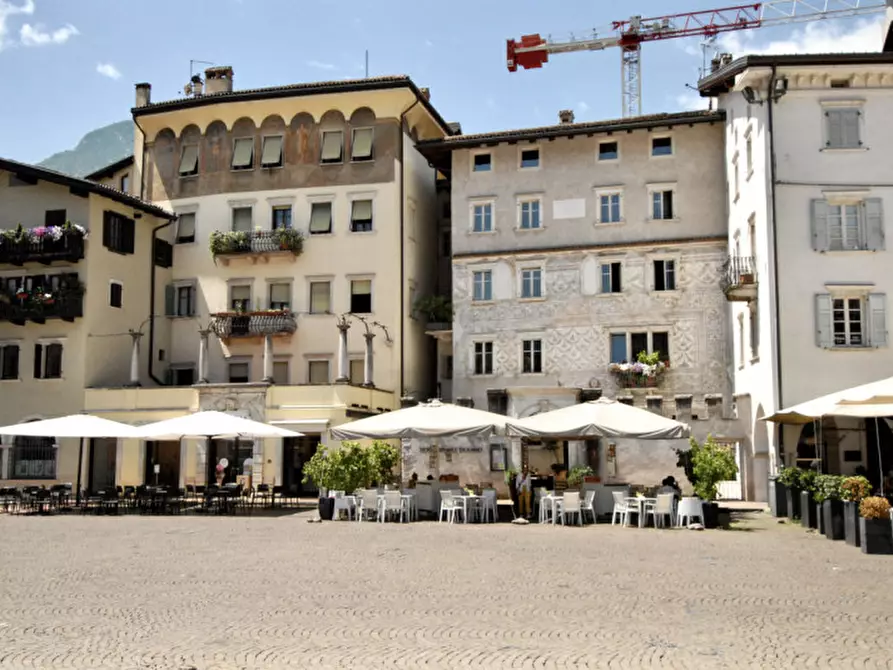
[120,174,130,193]
[231,137,254,170]
[654,260,676,291]
[817,293,886,348]
[349,358,365,385]
[272,361,289,385]
[473,153,492,172]
[519,199,541,229]
[600,262,621,293]
[320,130,344,163]
[272,206,292,230]
[309,202,333,234]
[308,360,330,384]
[748,303,759,359]
[350,279,372,313]
[102,211,135,255]
[109,281,123,309]
[651,137,673,157]
[260,135,283,168]
[176,213,196,244]
[472,203,493,232]
[309,281,331,314]
[11,437,56,479]
[733,158,740,198]
[828,204,861,251]
[178,144,199,176]
[33,342,63,379]
[230,284,251,311]
[825,108,861,149]
[652,332,670,362]
[170,366,195,386]
[269,283,291,310]
[813,199,884,252]
[630,332,648,360]
[609,333,627,364]
[598,141,618,161]
[0,344,19,380]
[832,297,864,346]
[598,193,621,223]
[745,134,753,175]
[521,268,543,298]
[231,207,252,232]
[350,200,373,232]
[651,190,674,220]
[45,209,66,227]
[474,342,493,375]
[520,148,539,168]
[522,339,543,374]
[228,362,250,383]
[472,270,492,302]
[351,127,374,161]
[175,284,194,317]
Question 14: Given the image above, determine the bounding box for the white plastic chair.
[560,491,583,526]
[581,490,597,524]
[331,491,355,521]
[537,489,553,524]
[401,490,417,521]
[357,489,379,522]
[676,496,704,527]
[646,493,676,528]
[481,489,498,523]
[379,491,404,523]
[611,490,634,527]
[439,490,463,523]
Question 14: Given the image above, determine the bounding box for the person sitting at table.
[658,476,682,499]
[515,466,532,519]
[408,472,419,489]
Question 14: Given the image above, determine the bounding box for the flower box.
[608,361,667,389]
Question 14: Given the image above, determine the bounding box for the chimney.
[135,82,151,108]
[205,66,234,95]
[191,74,203,96]
[419,87,431,101]
[558,109,575,124]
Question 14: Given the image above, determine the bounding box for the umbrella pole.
[875,417,884,497]
[75,437,85,506]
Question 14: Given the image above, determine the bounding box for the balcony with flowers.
[608,351,669,389]
[0,272,84,325]
[0,222,87,265]
[210,308,297,341]
[209,228,304,266]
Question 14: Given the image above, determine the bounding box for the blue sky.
[0,0,885,164]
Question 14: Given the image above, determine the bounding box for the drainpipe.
[767,65,785,462]
[148,219,175,385]
[398,94,422,397]
[134,116,148,200]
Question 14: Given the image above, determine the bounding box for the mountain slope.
[38,120,133,177]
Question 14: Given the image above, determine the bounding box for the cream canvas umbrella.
[0,414,142,504]
[134,411,303,440]
[329,399,507,440]
[506,398,690,440]
[764,375,893,424]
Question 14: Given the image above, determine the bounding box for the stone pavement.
[1,509,892,669]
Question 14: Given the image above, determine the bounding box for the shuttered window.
[0,344,19,380]
[231,207,252,232]
[165,283,196,317]
[309,202,333,234]
[269,283,291,310]
[176,213,196,244]
[320,131,343,163]
[261,136,284,168]
[33,343,63,379]
[350,200,373,232]
[309,281,331,314]
[230,285,251,311]
[232,138,254,170]
[350,279,372,313]
[308,360,330,384]
[102,211,135,255]
[351,128,374,161]
[349,359,365,385]
[825,108,861,149]
[178,145,199,176]
[815,293,887,348]
[811,198,884,252]
[272,361,289,385]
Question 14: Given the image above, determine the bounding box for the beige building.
[0,158,176,489]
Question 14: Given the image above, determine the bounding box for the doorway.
[282,435,321,494]
[144,440,181,488]
[207,439,253,485]
[89,438,117,493]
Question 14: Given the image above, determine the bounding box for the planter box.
[769,479,788,517]
[859,517,893,555]
[702,501,719,529]
[800,491,817,529]
[785,487,801,521]
[817,502,826,534]
[823,500,845,541]
[318,497,335,521]
[844,501,862,547]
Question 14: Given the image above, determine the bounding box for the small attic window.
[830,79,851,89]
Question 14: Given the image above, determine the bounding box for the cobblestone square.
[1,509,892,669]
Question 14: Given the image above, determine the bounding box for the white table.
[626,497,657,528]
[455,494,482,523]
[540,494,563,525]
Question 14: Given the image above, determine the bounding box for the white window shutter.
[811,200,830,252]
[869,293,887,347]
[826,110,843,148]
[864,198,885,251]
[815,293,833,348]
[842,109,861,148]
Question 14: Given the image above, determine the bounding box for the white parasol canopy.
[764,375,893,424]
[0,414,141,438]
[329,399,507,440]
[134,411,303,440]
[506,398,690,440]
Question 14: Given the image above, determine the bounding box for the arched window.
[11,435,56,479]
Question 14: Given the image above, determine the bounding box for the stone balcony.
[721,255,758,302]
[210,310,297,341]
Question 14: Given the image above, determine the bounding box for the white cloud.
[717,18,884,57]
[0,0,34,50]
[96,62,121,80]
[577,101,590,113]
[306,59,336,71]
[19,21,77,46]
[674,90,711,111]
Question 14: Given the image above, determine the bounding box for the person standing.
[516,466,532,519]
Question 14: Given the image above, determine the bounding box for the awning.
[764,375,893,424]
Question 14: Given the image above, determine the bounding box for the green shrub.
[840,476,872,503]
[814,474,844,503]
[567,465,594,487]
[301,440,400,493]
[677,434,738,502]
[777,466,803,489]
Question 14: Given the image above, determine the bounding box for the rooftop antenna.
[184,59,215,97]
[190,59,215,80]
[365,50,369,78]
[698,36,718,80]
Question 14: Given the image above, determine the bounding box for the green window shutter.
[864,198,885,251]
[814,293,833,348]
[869,293,887,347]
[164,284,175,317]
[811,200,830,252]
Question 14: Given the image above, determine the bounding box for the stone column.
[128,331,142,386]
[363,331,375,387]
[198,329,211,383]
[336,319,350,383]
[262,334,274,383]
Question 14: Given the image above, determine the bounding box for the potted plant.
[858,496,893,555]
[567,465,594,490]
[817,474,845,541]
[777,466,802,521]
[679,434,738,529]
[798,468,819,530]
[841,475,872,547]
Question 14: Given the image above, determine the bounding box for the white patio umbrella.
[329,399,507,440]
[0,414,142,504]
[764,375,893,424]
[506,398,690,440]
[134,411,303,440]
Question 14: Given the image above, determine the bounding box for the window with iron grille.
[11,436,56,479]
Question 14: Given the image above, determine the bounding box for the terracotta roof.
[0,157,176,220]
[131,75,455,136]
[416,110,724,152]
[698,52,893,96]
[84,154,134,181]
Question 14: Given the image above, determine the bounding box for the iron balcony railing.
[209,229,304,258]
[721,255,757,293]
[210,310,298,338]
[0,294,83,324]
[0,230,85,265]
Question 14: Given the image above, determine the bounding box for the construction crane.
[506,0,887,118]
